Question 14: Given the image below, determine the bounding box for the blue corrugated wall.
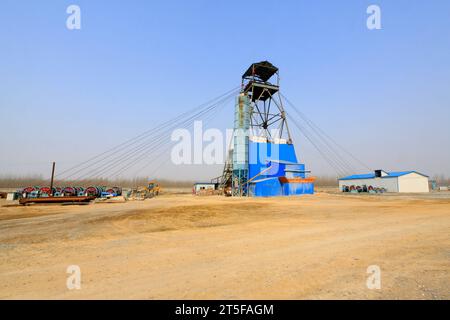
[282,181,314,195]
[248,141,314,197]
[249,142,298,179]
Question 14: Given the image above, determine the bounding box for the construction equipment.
[129,181,161,200]
[148,181,160,197]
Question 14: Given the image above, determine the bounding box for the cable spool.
[75,187,85,196]
[39,187,52,197]
[104,187,121,196]
[53,187,62,197]
[21,186,38,198]
[85,186,103,197]
[27,186,40,198]
[63,187,77,196]
[23,186,36,194]
[85,187,97,197]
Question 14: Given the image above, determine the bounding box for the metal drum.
[22,186,37,198]
[39,187,52,197]
[85,186,103,197]
[52,187,62,197]
[62,187,77,196]
[75,187,85,197]
[105,187,122,196]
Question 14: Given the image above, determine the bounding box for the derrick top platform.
[241,61,280,101]
[242,61,278,82]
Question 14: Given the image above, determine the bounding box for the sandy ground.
[0,191,449,300]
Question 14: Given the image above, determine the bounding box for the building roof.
[339,171,429,181]
[249,177,279,184]
[269,160,302,165]
[242,61,278,82]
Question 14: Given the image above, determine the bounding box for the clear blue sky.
[1,0,449,180]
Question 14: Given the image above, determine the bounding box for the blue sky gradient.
[1,1,449,180]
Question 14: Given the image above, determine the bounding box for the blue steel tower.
[241,61,292,144]
[224,61,315,197]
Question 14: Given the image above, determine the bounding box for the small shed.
[193,182,217,195]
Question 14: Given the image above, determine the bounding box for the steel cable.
[56,86,240,180]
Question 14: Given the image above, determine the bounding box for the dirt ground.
[0,190,449,300]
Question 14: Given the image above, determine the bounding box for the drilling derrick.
[221,61,315,197]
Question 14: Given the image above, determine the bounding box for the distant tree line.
[432,174,450,186]
[0,175,193,189]
[0,175,340,188]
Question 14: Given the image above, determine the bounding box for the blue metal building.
[248,141,314,197]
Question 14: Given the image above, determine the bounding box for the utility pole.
[50,162,56,197]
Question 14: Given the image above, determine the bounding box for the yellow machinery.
[130,181,160,200]
[147,181,160,197]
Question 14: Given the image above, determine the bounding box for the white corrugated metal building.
[193,182,217,195]
[338,170,429,193]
